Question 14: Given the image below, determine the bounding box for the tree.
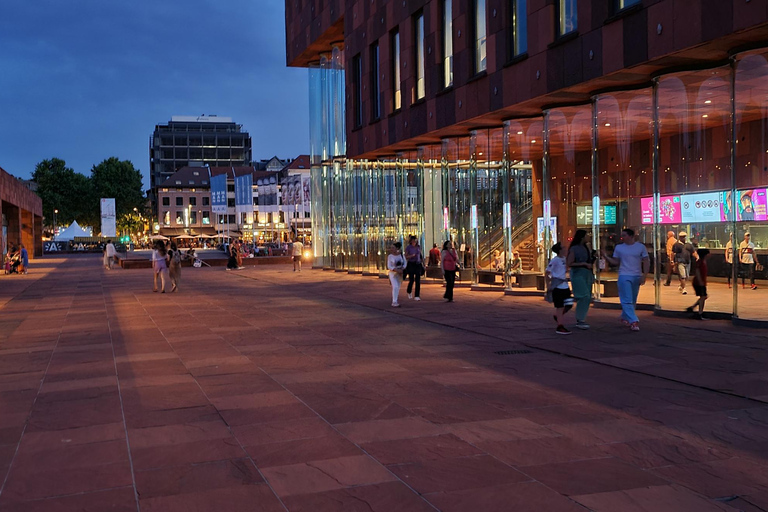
[90,157,145,218]
[32,158,95,228]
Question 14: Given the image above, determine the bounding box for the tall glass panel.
[347,160,364,272]
[473,128,505,288]
[381,159,400,262]
[504,118,544,287]
[656,67,732,315]
[444,138,474,278]
[330,159,347,270]
[595,90,653,306]
[735,49,768,321]
[545,105,593,263]
[421,145,444,281]
[392,31,402,111]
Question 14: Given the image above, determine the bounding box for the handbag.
[419,264,425,276]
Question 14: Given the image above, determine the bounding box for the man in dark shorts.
[686,248,710,320]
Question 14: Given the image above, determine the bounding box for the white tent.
[54,221,91,241]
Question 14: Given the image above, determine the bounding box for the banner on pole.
[210,173,228,214]
[100,198,116,237]
[235,172,253,223]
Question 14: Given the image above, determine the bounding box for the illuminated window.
[414,12,425,100]
[559,0,577,36]
[475,0,487,73]
[442,0,453,87]
[510,0,527,57]
[392,29,401,111]
[615,0,640,11]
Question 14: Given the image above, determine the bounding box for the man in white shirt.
[292,240,304,272]
[739,232,757,290]
[601,228,650,332]
[105,240,117,270]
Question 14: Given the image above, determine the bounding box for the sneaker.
[663,283,670,287]
[681,290,687,295]
[391,303,401,307]
[685,306,694,313]
[407,293,413,299]
[620,319,630,327]
[678,286,683,292]
[575,321,590,330]
[556,325,572,335]
[414,297,421,301]
[752,285,758,290]
[630,322,640,331]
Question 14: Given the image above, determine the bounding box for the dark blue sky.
[0,0,308,189]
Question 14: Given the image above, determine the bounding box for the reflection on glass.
[559,0,577,36]
[475,0,487,73]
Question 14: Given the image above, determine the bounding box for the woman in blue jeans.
[566,229,594,330]
[601,228,650,332]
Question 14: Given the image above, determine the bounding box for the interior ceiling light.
[705,100,712,104]
[604,123,611,127]
[702,114,709,118]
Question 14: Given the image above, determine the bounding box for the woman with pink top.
[441,240,459,302]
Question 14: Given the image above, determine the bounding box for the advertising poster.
[536,216,558,245]
[302,175,311,212]
[641,195,682,225]
[736,189,768,221]
[681,192,722,223]
[210,173,228,214]
[100,198,116,237]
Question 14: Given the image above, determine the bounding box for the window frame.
[557,0,578,38]
[474,0,487,74]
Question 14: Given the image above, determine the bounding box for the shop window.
[176,212,183,225]
[162,211,170,226]
[190,211,197,224]
[202,211,210,225]
[558,0,577,37]
[442,0,453,88]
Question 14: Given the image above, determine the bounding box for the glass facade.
[308,47,768,324]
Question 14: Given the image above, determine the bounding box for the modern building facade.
[149,115,252,209]
[157,164,297,243]
[1,166,43,258]
[286,0,768,324]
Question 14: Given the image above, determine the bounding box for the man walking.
[663,231,677,286]
[105,240,117,270]
[601,229,650,332]
[673,231,695,295]
[292,239,304,272]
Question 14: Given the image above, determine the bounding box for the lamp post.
[53,209,58,238]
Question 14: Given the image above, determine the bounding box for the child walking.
[546,242,574,335]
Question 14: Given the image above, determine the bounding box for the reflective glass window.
[559,0,577,36]
[475,0,487,73]
[442,0,453,88]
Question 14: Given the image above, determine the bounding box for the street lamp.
[53,209,58,238]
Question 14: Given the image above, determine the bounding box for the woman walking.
[404,235,424,301]
[566,229,594,329]
[227,241,239,270]
[153,241,170,293]
[168,241,182,292]
[387,242,406,307]
[440,240,459,302]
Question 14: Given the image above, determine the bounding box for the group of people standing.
[152,240,183,293]
[3,244,28,275]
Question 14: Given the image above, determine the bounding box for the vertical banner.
[302,175,311,213]
[100,198,116,237]
[210,173,228,214]
[235,173,253,223]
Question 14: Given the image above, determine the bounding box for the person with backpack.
[168,241,182,292]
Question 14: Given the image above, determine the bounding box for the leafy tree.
[32,158,95,228]
[90,157,145,218]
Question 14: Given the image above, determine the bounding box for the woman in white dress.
[387,242,406,307]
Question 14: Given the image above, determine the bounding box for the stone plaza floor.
[1,255,768,511]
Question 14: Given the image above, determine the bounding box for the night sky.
[0,0,308,189]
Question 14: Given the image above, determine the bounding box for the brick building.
[286,0,768,324]
[1,166,43,258]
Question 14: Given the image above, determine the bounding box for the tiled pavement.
[1,256,768,511]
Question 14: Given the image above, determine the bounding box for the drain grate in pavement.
[494,349,534,356]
